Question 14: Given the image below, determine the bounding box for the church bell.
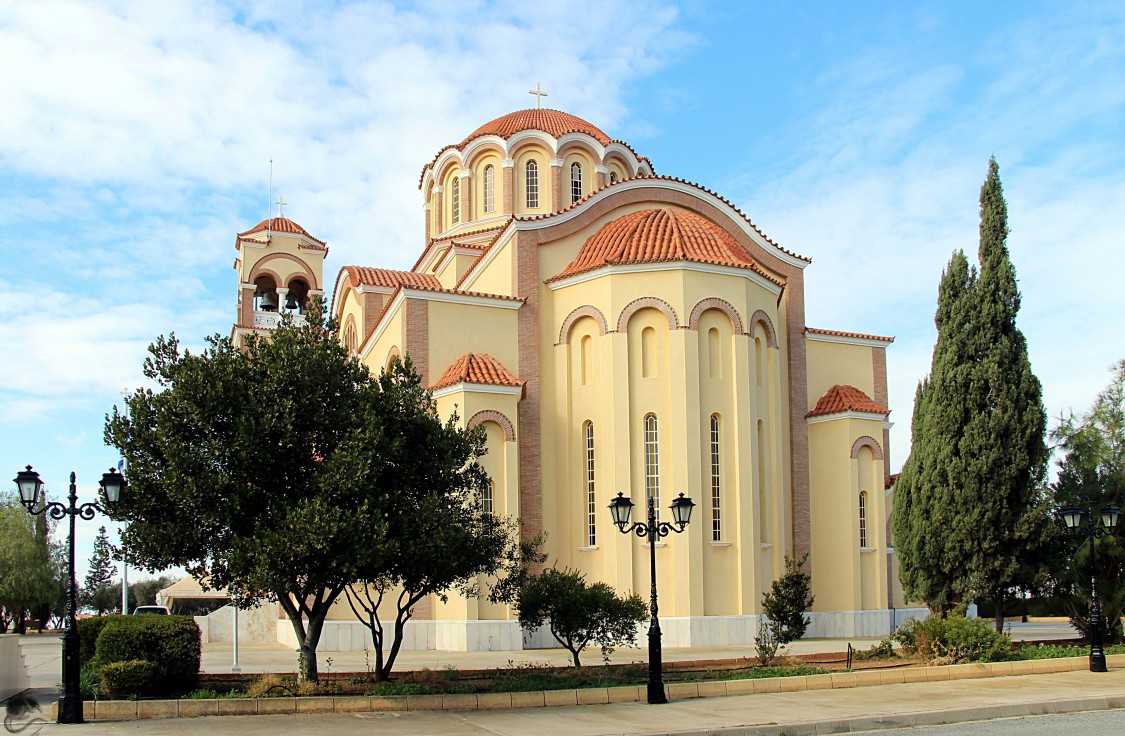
[284,295,300,311]
[259,292,279,312]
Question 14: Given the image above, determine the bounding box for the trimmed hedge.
[77,615,129,663]
[94,615,201,695]
[100,660,158,697]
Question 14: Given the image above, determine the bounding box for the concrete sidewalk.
[10,668,1125,735]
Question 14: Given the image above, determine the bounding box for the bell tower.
[231,208,328,344]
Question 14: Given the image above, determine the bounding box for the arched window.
[584,421,596,547]
[641,326,656,378]
[343,322,357,354]
[483,165,495,213]
[755,336,764,386]
[609,170,618,184]
[483,479,494,515]
[570,162,582,203]
[859,491,868,548]
[710,414,721,541]
[451,177,460,224]
[644,414,660,519]
[525,159,539,208]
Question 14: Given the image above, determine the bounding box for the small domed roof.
[550,208,780,283]
[462,108,611,146]
[238,217,325,247]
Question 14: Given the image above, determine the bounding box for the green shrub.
[100,660,158,697]
[246,673,295,698]
[893,615,1011,663]
[364,682,440,696]
[94,615,201,695]
[853,638,897,661]
[761,553,814,643]
[77,615,128,663]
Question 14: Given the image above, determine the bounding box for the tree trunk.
[570,649,581,668]
[994,596,1005,633]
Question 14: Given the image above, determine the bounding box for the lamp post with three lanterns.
[13,465,126,724]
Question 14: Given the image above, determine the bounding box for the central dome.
[551,208,781,284]
[462,108,612,146]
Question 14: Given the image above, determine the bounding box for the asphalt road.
[855,708,1125,734]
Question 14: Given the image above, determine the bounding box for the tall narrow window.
[525,160,539,208]
[644,414,660,520]
[570,162,583,203]
[710,414,721,541]
[859,491,868,548]
[585,421,596,547]
[483,479,494,515]
[609,170,618,184]
[755,336,764,386]
[451,177,460,224]
[483,165,495,213]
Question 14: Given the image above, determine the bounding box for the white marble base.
[277,619,525,653]
[276,608,931,652]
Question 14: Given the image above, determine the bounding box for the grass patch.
[183,688,247,700]
[1009,642,1125,660]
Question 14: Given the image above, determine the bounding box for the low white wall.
[277,619,525,653]
[0,635,31,701]
[194,603,277,643]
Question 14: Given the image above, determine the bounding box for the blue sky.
[2,0,1123,582]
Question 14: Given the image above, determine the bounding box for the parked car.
[131,605,170,615]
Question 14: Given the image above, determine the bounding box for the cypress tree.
[960,157,1048,628]
[83,525,116,614]
[893,158,1047,618]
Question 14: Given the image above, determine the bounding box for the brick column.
[549,159,563,212]
[513,232,542,544]
[459,170,472,224]
[595,164,608,190]
[404,297,429,387]
[872,346,891,486]
[502,159,515,214]
[239,284,255,327]
[432,185,444,236]
[424,202,432,244]
[784,275,812,561]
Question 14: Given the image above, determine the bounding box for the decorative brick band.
[850,435,884,460]
[687,297,746,335]
[557,305,609,344]
[749,309,778,348]
[467,409,517,442]
[616,296,680,333]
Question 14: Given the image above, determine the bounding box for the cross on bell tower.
[274,196,288,218]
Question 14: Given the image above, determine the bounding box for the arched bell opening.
[286,278,310,314]
[253,275,279,312]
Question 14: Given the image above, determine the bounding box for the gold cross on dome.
[274,196,287,218]
[528,83,548,109]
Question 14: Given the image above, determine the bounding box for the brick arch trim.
[249,253,319,290]
[557,305,609,344]
[385,345,401,371]
[749,309,778,349]
[616,297,680,333]
[467,409,516,442]
[688,298,746,335]
[850,435,884,460]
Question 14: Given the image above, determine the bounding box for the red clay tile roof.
[516,175,810,265]
[547,207,784,285]
[238,217,326,247]
[807,385,890,418]
[805,327,894,343]
[430,353,521,391]
[461,109,612,146]
[343,267,440,291]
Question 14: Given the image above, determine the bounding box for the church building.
[229,106,920,651]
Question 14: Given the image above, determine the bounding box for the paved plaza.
[12,621,1120,736]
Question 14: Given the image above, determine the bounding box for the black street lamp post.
[14,465,126,724]
[609,491,694,705]
[1061,505,1120,673]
